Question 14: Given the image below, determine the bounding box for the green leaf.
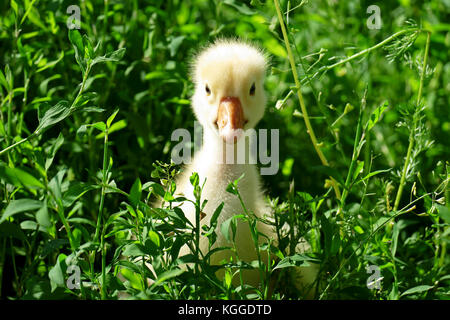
[91,121,106,132]
[20,220,47,232]
[82,35,94,59]
[400,285,434,297]
[354,225,365,234]
[250,0,263,6]
[1,199,43,224]
[122,243,147,257]
[109,119,127,133]
[166,207,191,228]
[62,182,99,207]
[91,48,126,67]
[82,106,105,113]
[210,202,224,227]
[225,182,237,195]
[168,36,185,57]
[142,182,165,198]
[221,216,234,243]
[119,268,144,291]
[36,51,64,73]
[352,161,365,181]
[36,101,71,134]
[73,92,99,108]
[48,169,66,201]
[358,169,391,182]
[372,216,390,232]
[330,233,341,255]
[366,101,388,131]
[269,245,285,260]
[143,237,159,256]
[45,133,64,171]
[273,254,316,270]
[436,205,450,224]
[0,68,9,91]
[190,172,199,187]
[20,0,38,26]
[40,239,69,258]
[0,165,45,190]
[281,158,294,176]
[221,215,243,243]
[226,174,245,195]
[36,201,51,228]
[164,191,175,202]
[129,178,142,208]
[144,71,167,81]
[96,119,127,139]
[76,124,88,137]
[107,108,120,128]
[154,268,185,286]
[68,217,96,228]
[48,254,67,292]
[68,29,85,72]
[5,65,13,90]
[11,0,19,16]
[117,260,142,275]
[391,220,407,257]
[148,230,160,248]
[106,47,126,60]
[296,192,315,212]
[223,0,256,15]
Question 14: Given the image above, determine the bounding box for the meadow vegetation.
[0,0,449,300]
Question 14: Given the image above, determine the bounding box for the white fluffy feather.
[174,39,318,294]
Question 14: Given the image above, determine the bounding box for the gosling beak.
[216,97,245,144]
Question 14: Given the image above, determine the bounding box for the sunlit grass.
[0,0,448,300]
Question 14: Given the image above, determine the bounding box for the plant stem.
[0,63,91,157]
[273,0,341,199]
[93,127,109,299]
[288,181,295,255]
[439,237,447,268]
[235,189,266,296]
[0,135,33,157]
[56,203,77,252]
[7,90,12,144]
[318,198,416,299]
[393,31,431,212]
[195,195,201,281]
[94,129,108,243]
[23,70,31,109]
[324,29,415,71]
[74,65,90,107]
[10,238,21,297]
[100,227,107,300]
[339,90,367,209]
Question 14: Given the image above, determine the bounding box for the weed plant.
[0,0,448,300]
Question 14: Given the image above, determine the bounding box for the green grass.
[0,0,449,300]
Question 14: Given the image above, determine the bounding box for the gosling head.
[192,39,268,144]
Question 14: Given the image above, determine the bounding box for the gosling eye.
[249,82,256,96]
[205,84,211,95]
